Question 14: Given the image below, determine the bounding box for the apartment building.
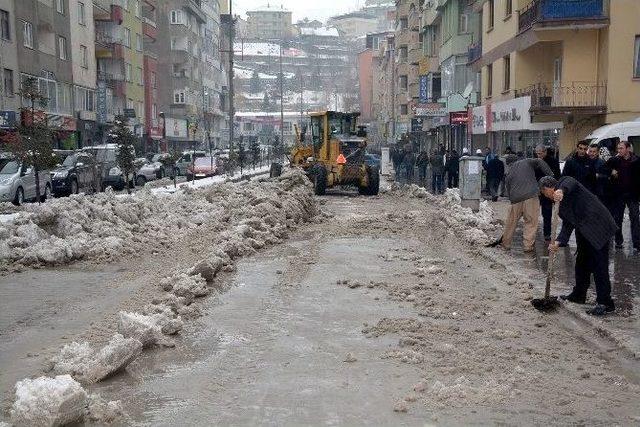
[394,0,421,138]
[201,0,226,149]
[0,0,20,123]
[471,0,640,157]
[94,0,147,140]
[15,0,76,147]
[328,12,378,40]
[245,5,292,40]
[141,0,160,149]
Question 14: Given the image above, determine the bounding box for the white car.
[135,160,164,186]
[0,160,53,205]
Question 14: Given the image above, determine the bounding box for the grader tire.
[313,166,327,196]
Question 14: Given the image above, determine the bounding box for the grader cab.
[290,111,379,196]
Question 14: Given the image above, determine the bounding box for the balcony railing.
[518,0,606,33]
[468,41,482,64]
[515,81,607,112]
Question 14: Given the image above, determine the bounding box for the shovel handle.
[545,202,560,298]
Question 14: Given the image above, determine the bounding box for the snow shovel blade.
[531,296,560,312]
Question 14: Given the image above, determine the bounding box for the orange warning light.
[336,154,347,165]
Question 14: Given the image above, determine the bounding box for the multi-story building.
[0,0,20,125]
[470,0,640,157]
[141,0,160,150]
[393,0,421,139]
[70,0,98,146]
[201,0,226,150]
[361,31,393,148]
[15,0,77,148]
[246,5,292,40]
[153,0,207,149]
[328,11,378,40]
[94,0,147,140]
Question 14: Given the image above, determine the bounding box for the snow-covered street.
[1,176,639,425]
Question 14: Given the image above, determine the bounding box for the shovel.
[531,202,561,312]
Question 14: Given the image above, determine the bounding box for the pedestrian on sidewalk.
[486,155,505,201]
[501,157,554,252]
[416,151,429,183]
[535,144,561,241]
[587,143,616,215]
[562,141,597,192]
[542,176,617,316]
[445,150,460,188]
[430,148,445,194]
[606,141,640,251]
[404,150,416,182]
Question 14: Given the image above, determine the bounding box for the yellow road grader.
[272,111,379,196]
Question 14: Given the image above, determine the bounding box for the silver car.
[0,160,53,205]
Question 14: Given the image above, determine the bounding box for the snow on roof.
[234,66,295,80]
[300,27,340,37]
[234,42,308,58]
[247,4,291,14]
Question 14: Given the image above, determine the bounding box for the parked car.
[135,158,163,186]
[175,150,207,176]
[50,152,101,196]
[82,144,134,191]
[150,153,173,178]
[186,156,221,180]
[0,160,53,205]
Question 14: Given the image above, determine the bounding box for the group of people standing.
[390,145,460,194]
[498,139,639,316]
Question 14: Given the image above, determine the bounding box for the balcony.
[97,70,125,83]
[143,17,157,41]
[518,0,607,34]
[468,41,482,64]
[93,0,124,24]
[515,81,607,115]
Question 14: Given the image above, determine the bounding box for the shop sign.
[471,96,532,134]
[419,75,429,103]
[96,81,107,124]
[411,118,424,132]
[414,103,447,117]
[49,115,77,131]
[0,111,17,128]
[450,112,468,125]
[164,118,188,139]
[471,104,488,134]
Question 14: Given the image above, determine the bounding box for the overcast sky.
[233,1,364,23]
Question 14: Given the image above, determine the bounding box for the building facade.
[0,0,20,123]
[246,6,292,40]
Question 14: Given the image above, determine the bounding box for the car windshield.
[195,157,215,167]
[62,154,77,167]
[0,160,19,175]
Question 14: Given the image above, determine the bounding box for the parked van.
[0,160,53,205]
[583,120,640,153]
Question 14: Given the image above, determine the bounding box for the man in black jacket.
[535,145,561,240]
[563,141,597,192]
[606,141,640,251]
[542,176,618,316]
[486,156,505,202]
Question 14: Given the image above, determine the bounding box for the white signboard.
[471,105,488,135]
[165,118,188,139]
[415,103,447,117]
[490,96,531,132]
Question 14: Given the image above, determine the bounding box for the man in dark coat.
[486,156,505,202]
[445,150,460,188]
[542,176,618,316]
[563,141,597,192]
[606,141,640,251]
[535,144,561,240]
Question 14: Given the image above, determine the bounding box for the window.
[243,122,254,132]
[488,0,495,30]
[124,28,131,48]
[399,46,408,62]
[58,36,67,60]
[56,0,64,14]
[3,69,13,96]
[125,63,132,81]
[170,38,176,50]
[80,45,88,68]
[174,90,186,104]
[137,67,143,85]
[399,17,408,30]
[136,33,142,51]
[399,75,408,90]
[151,71,157,88]
[170,10,184,25]
[503,55,511,91]
[152,103,157,121]
[487,63,493,97]
[459,13,468,34]
[0,10,10,40]
[505,0,513,17]
[78,2,86,25]
[635,36,640,79]
[135,0,141,18]
[123,0,129,11]
[23,21,33,48]
[400,104,408,115]
[75,86,95,111]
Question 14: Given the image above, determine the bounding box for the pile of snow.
[49,334,143,384]
[396,184,497,245]
[0,169,317,268]
[86,394,125,424]
[10,375,87,426]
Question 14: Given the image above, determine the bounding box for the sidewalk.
[488,197,640,359]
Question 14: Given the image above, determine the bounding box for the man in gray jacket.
[501,157,554,252]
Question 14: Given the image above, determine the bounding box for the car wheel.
[41,184,52,202]
[136,176,147,187]
[13,187,24,206]
[71,179,79,194]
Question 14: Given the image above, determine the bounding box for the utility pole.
[227,0,235,156]
[279,40,284,156]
